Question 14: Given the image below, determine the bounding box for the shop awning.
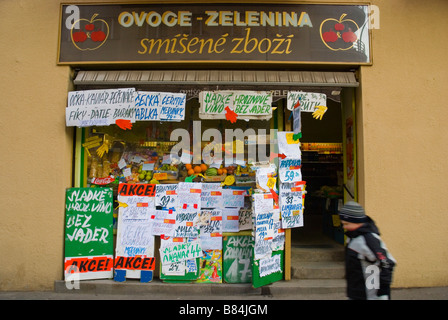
[74,70,358,87]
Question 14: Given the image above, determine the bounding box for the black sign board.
[58,3,371,65]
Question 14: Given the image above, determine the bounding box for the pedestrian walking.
[339,201,396,300]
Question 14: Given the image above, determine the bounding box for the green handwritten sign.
[64,187,114,280]
[199,91,272,120]
[160,239,203,265]
[223,235,253,283]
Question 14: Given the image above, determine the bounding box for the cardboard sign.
[64,187,114,280]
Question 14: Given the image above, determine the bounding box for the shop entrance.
[279,88,356,248]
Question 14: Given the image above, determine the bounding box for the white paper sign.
[155,184,178,208]
[201,183,223,209]
[259,254,282,277]
[134,91,160,121]
[287,91,327,112]
[278,158,302,183]
[222,208,240,232]
[178,182,202,210]
[279,182,305,228]
[158,92,186,122]
[222,189,246,208]
[277,131,301,159]
[66,88,136,127]
[198,209,222,250]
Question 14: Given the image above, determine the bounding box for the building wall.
[0,0,447,290]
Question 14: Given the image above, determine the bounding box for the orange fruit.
[187,169,195,176]
[222,169,227,174]
[200,163,208,172]
[194,166,202,173]
[217,169,223,175]
[185,163,192,170]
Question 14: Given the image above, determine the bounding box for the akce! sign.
[58,3,371,65]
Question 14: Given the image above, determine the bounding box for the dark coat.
[344,217,396,300]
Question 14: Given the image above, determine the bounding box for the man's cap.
[339,201,368,223]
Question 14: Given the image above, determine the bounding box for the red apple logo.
[70,14,109,51]
[319,14,359,51]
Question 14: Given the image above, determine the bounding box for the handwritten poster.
[256,165,277,192]
[198,209,223,250]
[155,184,178,208]
[160,237,198,276]
[259,254,282,277]
[66,88,136,127]
[223,235,253,283]
[178,182,202,210]
[115,186,156,281]
[135,91,160,121]
[286,91,327,112]
[279,182,305,228]
[201,183,223,208]
[64,187,114,280]
[222,189,246,208]
[158,92,186,122]
[238,208,253,231]
[277,131,301,159]
[151,208,176,237]
[255,211,275,242]
[199,90,272,120]
[252,193,274,215]
[160,238,202,265]
[222,208,240,233]
[173,209,199,238]
[66,89,186,126]
[134,91,160,121]
[279,158,302,183]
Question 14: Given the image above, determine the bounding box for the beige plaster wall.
[0,0,72,290]
[0,0,446,290]
[358,0,448,287]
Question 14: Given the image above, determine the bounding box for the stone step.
[267,279,346,296]
[291,261,345,279]
[291,245,345,262]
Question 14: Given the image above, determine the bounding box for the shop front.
[59,2,370,288]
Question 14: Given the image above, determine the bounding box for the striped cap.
[339,201,368,223]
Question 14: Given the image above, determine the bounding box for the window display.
[65,87,313,287]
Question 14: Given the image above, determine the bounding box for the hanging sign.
[64,187,114,280]
[287,91,327,112]
[199,91,272,121]
[66,88,136,127]
[279,182,305,228]
[58,4,371,65]
[67,89,186,127]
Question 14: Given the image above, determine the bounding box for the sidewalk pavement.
[1,280,447,300]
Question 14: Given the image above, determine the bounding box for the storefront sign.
[59,3,371,64]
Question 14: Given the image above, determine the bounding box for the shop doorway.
[281,88,356,247]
